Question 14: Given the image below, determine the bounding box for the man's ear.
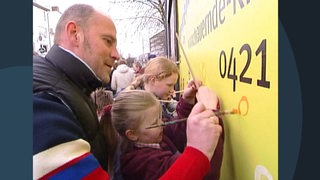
[125,129,138,141]
[66,21,80,45]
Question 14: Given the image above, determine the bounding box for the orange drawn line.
[238,96,249,116]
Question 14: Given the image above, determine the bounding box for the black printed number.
[219,39,270,92]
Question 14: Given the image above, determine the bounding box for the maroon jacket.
[118,97,224,180]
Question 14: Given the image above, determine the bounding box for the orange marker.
[214,108,239,116]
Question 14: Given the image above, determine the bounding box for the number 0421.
[219,39,270,92]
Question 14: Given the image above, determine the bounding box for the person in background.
[111,59,135,95]
[33,3,223,180]
[132,61,143,77]
[91,88,117,177]
[90,87,114,122]
[105,61,118,96]
[112,90,222,180]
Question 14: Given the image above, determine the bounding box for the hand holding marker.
[146,96,248,129]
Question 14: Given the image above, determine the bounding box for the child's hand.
[182,79,202,104]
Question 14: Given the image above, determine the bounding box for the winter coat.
[33,45,108,179]
[111,64,135,94]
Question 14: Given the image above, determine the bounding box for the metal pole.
[46,12,52,49]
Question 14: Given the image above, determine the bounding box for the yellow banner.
[177,0,278,179]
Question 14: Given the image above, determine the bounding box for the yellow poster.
[177,0,278,179]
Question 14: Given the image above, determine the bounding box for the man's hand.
[186,102,222,160]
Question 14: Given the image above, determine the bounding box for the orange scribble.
[238,96,249,116]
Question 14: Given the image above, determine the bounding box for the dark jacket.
[33,45,108,170]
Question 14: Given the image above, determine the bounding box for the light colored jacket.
[111,64,135,93]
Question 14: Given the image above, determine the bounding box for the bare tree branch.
[109,0,165,32]
[107,0,166,57]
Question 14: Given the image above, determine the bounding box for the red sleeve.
[159,146,210,180]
